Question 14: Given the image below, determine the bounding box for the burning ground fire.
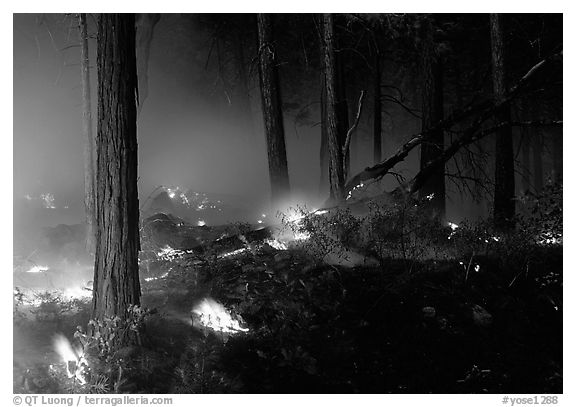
[191,297,249,334]
[52,334,88,385]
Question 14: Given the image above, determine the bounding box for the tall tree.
[490,13,515,229]
[373,48,382,164]
[531,103,543,194]
[322,13,346,203]
[257,13,290,207]
[319,74,329,193]
[135,13,160,113]
[92,14,141,323]
[78,13,96,254]
[418,17,445,221]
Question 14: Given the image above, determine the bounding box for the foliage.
[75,305,153,362]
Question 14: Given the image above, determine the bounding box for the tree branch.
[342,90,365,159]
[343,51,562,196]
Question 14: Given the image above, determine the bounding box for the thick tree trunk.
[530,104,543,194]
[490,13,516,229]
[257,14,291,207]
[135,13,160,113]
[418,18,445,221]
[79,13,96,255]
[322,14,346,203]
[92,14,141,322]
[338,57,350,179]
[521,130,531,193]
[319,75,329,193]
[552,127,562,184]
[373,53,382,164]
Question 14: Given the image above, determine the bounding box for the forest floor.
[13,212,563,394]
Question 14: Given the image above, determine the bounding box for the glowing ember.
[346,183,365,200]
[264,238,288,251]
[144,272,169,282]
[192,298,248,334]
[157,245,184,261]
[41,193,56,209]
[52,334,87,384]
[25,265,49,273]
[537,232,562,245]
[447,222,458,240]
[219,248,248,258]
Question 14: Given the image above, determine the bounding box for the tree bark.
[490,13,516,229]
[322,14,346,203]
[319,74,329,193]
[530,104,543,194]
[418,17,445,221]
[373,52,382,164]
[521,130,531,194]
[135,13,160,114]
[257,14,291,207]
[79,13,96,255]
[92,14,141,322]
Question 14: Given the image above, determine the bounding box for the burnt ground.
[13,225,562,394]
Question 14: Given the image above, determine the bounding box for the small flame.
[264,238,288,251]
[157,245,184,261]
[26,265,49,273]
[197,220,206,226]
[52,334,87,384]
[219,248,248,258]
[192,298,248,334]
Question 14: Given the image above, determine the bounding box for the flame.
[25,265,49,273]
[219,248,248,258]
[52,334,87,384]
[157,245,184,261]
[197,220,206,226]
[192,298,248,334]
[264,238,288,251]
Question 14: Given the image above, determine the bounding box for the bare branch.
[343,50,562,196]
[342,90,365,160]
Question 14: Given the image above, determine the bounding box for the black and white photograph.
[11,8,564,398]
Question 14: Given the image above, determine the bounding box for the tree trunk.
[338,56,350,179]
[79,13,96,255]
[322,14,346,203]
[319,75,329,193]
[552,127,562,184]
[257,14,290,207]
[373,52,382,164]
[92,14,141,322]
[521,129,531,194]
[530,104,543,194]
[135,13,160,114]
[418,18,445,221]
[490,13,516,229]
